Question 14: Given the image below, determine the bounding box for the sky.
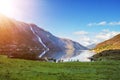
[1,0,120,46]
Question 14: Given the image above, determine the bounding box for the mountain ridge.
[0,15,87,60]
[94,34,120,53]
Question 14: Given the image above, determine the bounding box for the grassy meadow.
[0,55,120,80]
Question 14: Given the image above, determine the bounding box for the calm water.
[62,50,96,62]
[43,50,96,62]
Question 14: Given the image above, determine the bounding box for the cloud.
[88,21,120,26]
[98,21,107,26]
[73,29,120,46]
[109,21,120,26]
[73,31,88,35]
[95,29,120,41]
[75,35,98,46]
[79,36,91,46]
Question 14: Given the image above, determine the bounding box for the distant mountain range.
[94,34,120,53]
[87,43,96,49]
[0,14,87,60]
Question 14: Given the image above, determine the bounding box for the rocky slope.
[0,14,87,60]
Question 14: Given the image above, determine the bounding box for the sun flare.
[0,0,14,17]
[0,0,35,20]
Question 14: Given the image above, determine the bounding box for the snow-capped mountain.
[0,14,87,60]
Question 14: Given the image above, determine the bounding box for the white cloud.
[88,21,120,26]
[79,36,91,46]
[74,31,88,35]
[95,29,120,41]
[73,29,120,46]
[98,21,107,26]
[88,23,95,26]
[109,21,120,26]
[76,36,98,46]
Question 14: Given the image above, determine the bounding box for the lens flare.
[0,0,14,16]
[0,0,36,20]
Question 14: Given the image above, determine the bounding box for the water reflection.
[43,50,95,62]
[63,50,96,62]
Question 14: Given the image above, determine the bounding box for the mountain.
[93,34,120,53]
[0,14,87,60]
[87,43,96,49]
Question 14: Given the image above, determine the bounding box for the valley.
[0,0,120,80]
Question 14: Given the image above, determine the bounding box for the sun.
[0,0,36,20]
[0,0,15,17]
[0,0,13,16]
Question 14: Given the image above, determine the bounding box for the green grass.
[0,55,120,80]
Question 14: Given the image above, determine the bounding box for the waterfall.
[30,26,49,58]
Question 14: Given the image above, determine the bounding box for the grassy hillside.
[0,55,120,80]
[94,34,120,53]
[92,49,120,61]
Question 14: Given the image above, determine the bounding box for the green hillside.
[92,49,120,61]
[0,55,120,80]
